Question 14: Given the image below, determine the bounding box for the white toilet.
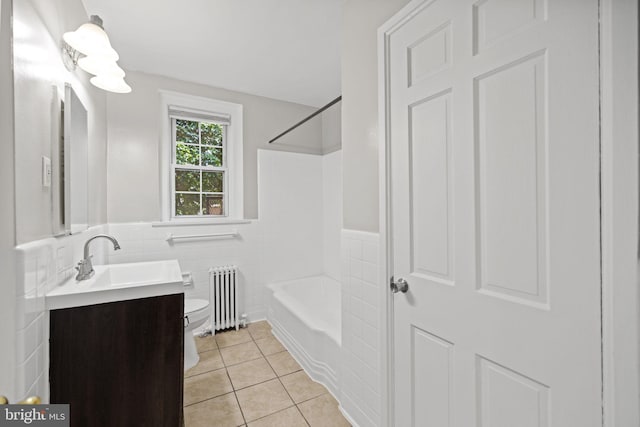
[184,298,210,370]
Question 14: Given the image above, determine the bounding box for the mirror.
[53,84,88,235]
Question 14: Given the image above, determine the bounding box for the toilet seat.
[185,298,210,327]
[184,298,211,371]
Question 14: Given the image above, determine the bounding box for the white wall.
[0,0,17,400]
[106,70,323,223]
[322,102,342,154]
[323,151,343,282]
[341,0,410,233]
[12,0,108,244]
[258,150,324,283]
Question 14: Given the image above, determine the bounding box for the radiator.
[209,265,239,334]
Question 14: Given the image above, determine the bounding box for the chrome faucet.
[75,234,121,281]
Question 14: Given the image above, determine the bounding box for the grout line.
[244,404,303,425]
[187,327,348,425]
[292,390,330,406]
[183,390,235,409]
[231,375,279,392]
[222,354,263,368]
[229,375,247,426]
[296,402,313,427]
[184,365,227,382]
[185,354,224,378]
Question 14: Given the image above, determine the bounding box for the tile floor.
[184,321,351,427]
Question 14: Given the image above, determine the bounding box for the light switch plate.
[42,156,51,188]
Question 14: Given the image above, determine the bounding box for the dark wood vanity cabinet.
[49,293,184,427]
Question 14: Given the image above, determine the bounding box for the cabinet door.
[50,294,184,427]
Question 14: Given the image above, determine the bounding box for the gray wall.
[342,0,410,232]
[0,0,16,399]
[13,0,108,244]
[106,70,323,222]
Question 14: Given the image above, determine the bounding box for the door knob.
[390,277,409,293]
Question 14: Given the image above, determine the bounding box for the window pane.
[175,193,200,216]
[175,170,200,192]
[202,171,223,193]
[200,123,223,146]
[176,143,200,165]
[203,195,224,216]
[201,146,223,167]
[175,119,199,144]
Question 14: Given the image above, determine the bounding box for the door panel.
[410,91,453,284]
[477,356,550,427]
[386,0,601,426]
[475,52,548,307]
[412,327,454,426]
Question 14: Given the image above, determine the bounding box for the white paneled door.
[384,0,601,426]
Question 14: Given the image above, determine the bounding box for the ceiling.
[80,0,342,107]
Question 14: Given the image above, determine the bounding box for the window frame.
[160,90,243,223]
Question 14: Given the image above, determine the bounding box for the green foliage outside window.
[175,120,224,166]
[174,118,226,216]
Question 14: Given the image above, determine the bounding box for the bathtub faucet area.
[75,234,122,281]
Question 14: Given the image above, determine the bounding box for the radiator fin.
[209,265,239,334]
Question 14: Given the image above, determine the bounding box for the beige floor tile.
[254,336,286,355]
[184,392,244,427]
[247,321,272,340]
[184,368,233,406]
[195,335,217,353]
[216,329,253,348]
[220,341,263,366]
[266,351,302,377]
[298,394,350,427]
[247,406,308,427]
[280,371,327,403]
[227,357,276,390]
[236,379,294,422]
[186,349,224,377]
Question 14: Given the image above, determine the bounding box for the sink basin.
[46,260,184,310]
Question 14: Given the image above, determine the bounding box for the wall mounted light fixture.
[62,15,131,93]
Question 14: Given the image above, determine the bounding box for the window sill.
[151,219,253,228]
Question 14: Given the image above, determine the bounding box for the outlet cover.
[42,156,51,188]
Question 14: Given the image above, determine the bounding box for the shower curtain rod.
[268,95,342,144]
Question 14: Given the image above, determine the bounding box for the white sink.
[46,260,184,310]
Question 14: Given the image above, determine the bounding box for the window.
[172,117,227,217]
[160,91,243,222]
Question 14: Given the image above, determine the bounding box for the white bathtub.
[267,275,341,396]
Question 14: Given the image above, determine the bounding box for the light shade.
[62,15,118,60]
[78,55,125,77]
[90,74,132,94]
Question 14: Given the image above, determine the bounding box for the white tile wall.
[107,221,265,321]
[12,225,108,402]
[340,229,382,427]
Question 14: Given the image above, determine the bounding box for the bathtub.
[267,275,341,396]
